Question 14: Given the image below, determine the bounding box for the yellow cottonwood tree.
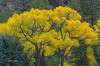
[3,6,98,66]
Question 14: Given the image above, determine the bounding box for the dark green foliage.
[0,9,12,22]
[93,44,100,66]
[44,55,60,66]
[0,35,29,66]
[70,40,89,66]
[48,0,70,8]
[14,0,49,12]
[67,0,100,26]
[79,0,98,26]
[67,0,80,11]
[32,0,49,9]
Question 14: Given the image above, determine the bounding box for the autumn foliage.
[0,6,98,66]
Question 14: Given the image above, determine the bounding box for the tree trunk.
[61,55,64,66]
[34,45,45,66]
[60,48,66,66]
[34,50,40,66]
[90,16,94,26]
[34,45,40,66]
[40,50,45,66]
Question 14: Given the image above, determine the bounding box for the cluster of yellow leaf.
[0,23,6,33]
[94,19,100,32]
[0,6,98,56]
[93,19,100,44]
[59,61,71,66]
[52,6,81,21]
[62,20,98,46]
[86,47,96,66]
[49,30,80,50]
[97,19,100,28]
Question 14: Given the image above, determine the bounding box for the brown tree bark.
[60,48,66,66]
[40,50,45,66]
[61,55,64,66]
